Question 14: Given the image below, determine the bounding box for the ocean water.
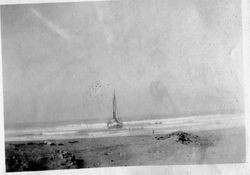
[5,113,245,142]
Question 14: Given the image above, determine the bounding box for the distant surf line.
[5,114,244,142]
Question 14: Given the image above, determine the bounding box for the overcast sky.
[1,0,243,125]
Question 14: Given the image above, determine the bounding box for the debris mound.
[155,131,202,145]
[68,140,78,144]
[174,131,200,144]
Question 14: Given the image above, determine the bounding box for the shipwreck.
[107,90,123,129]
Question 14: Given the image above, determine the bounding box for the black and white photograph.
[0,0,247,173]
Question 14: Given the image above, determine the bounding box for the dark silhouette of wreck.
[107,90,123,129]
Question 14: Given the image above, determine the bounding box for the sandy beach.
[5,126,245,172]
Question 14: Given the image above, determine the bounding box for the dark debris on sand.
[5,141,85,172]
[68,141,78,144]
[155,131,213,146]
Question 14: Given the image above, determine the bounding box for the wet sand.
[5,126,245,172]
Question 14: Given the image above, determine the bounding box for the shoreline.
[5,113,245,142]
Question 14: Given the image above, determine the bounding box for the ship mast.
[113,90,118,121]
[113,91,116,119]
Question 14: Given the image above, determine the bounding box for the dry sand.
[5,126,245,172]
